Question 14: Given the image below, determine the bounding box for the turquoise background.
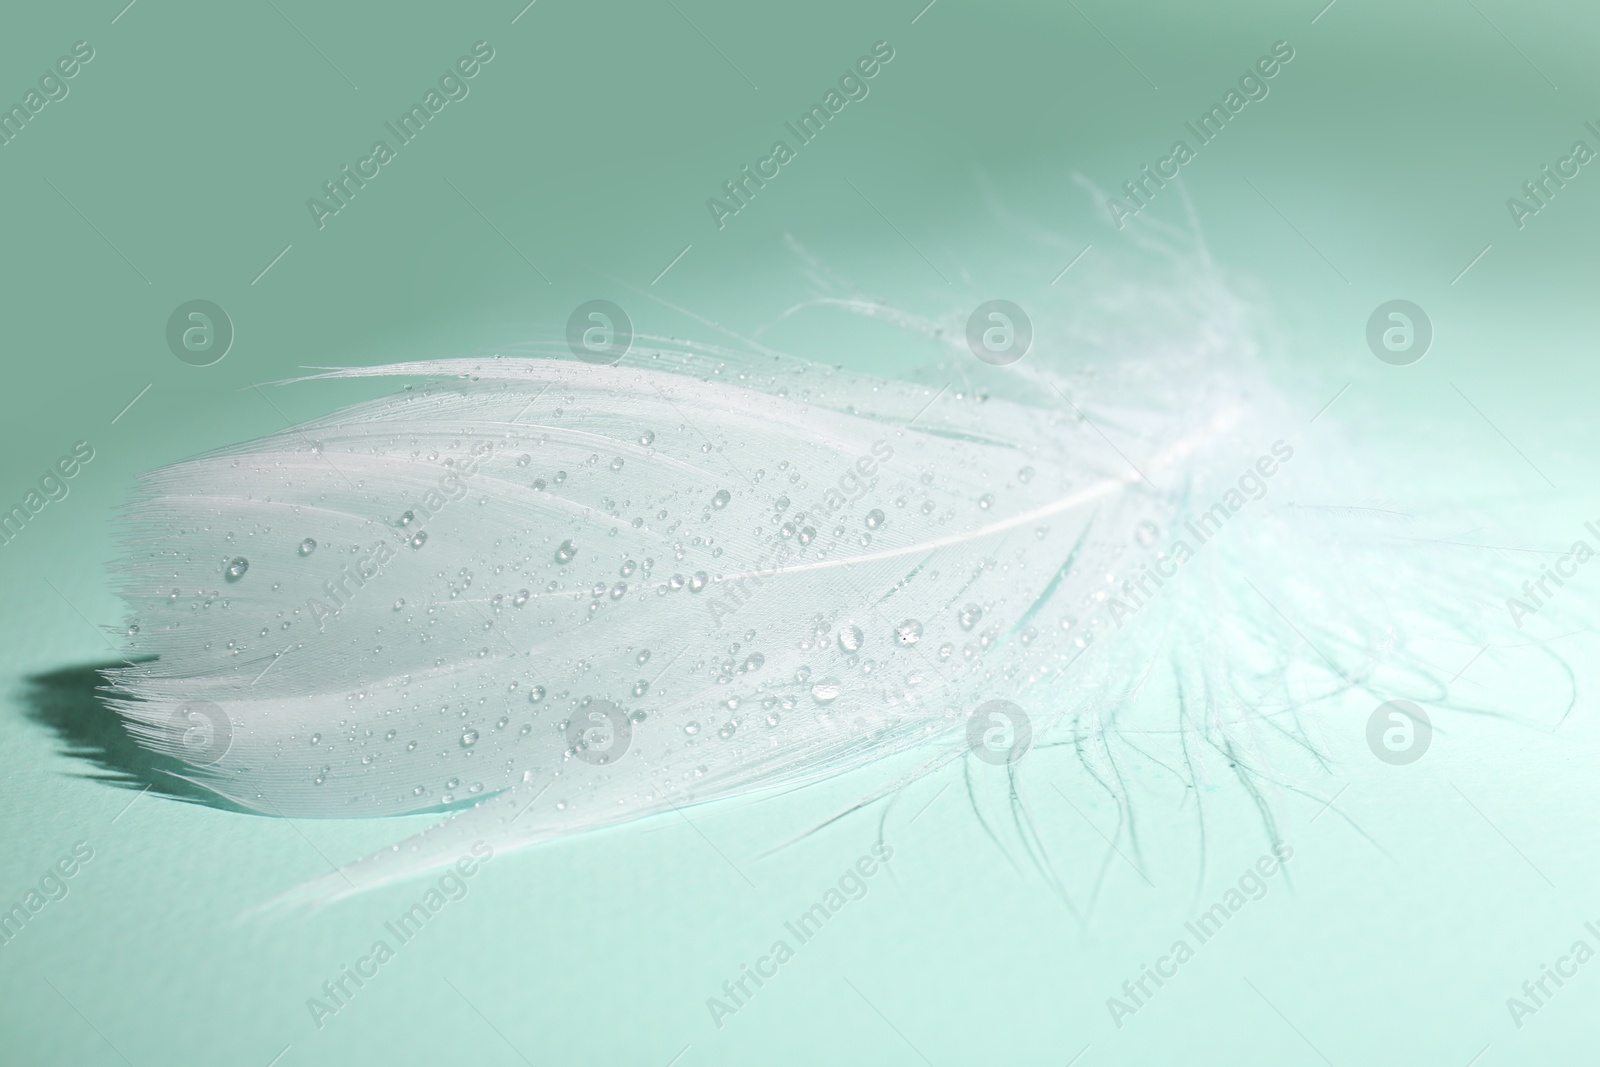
[2,0,1599,1063]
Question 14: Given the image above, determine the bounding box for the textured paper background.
[2,1,1597,1063]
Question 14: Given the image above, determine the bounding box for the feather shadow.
[18,659,254,813]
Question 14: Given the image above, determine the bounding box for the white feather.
[105,226,1565,906]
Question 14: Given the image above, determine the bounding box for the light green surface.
[3,1,1599,1064]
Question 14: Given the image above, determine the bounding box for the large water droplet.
[711,489,731,509]
[460,730,479,748]
[637,649,651,665]
[688,571,708,593]
[959,604,983,631]
[864,509,885,530]
[409,531,428,549]
[528,686,546,704]
[555,539,576,564]
[298,538,317,557]
[639,430,655,446]
[224,557,249,582]
[895,619,924,645]
[810,679,843,704]
[837,624,864,654]
[743,652,765,672]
